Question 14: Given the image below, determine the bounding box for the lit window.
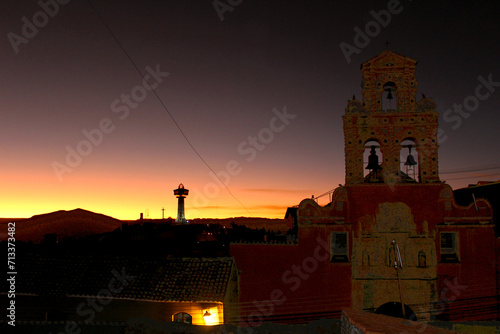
[173,312,192,324]
[331,232,349,262]
[440,232,459,262]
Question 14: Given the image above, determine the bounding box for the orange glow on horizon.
[2,154,474,221]
[2,170,473,220]
[1,168,314,219]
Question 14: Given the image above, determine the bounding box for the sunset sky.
[2,1,499,220]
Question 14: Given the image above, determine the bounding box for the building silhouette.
[174,183,189,223]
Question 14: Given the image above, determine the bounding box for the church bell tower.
[343,50,440,185]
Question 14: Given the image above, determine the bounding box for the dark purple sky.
[1,0,499,219]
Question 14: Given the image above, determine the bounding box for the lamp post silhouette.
[174,183,189,223]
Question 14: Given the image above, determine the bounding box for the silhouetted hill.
[0,210,292,244]
[0,218,25,224]
[6,208,122,243]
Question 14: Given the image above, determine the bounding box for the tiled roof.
[3,255,234,303]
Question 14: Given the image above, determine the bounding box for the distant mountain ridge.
[0,209,291,243]
[3,208,122,243]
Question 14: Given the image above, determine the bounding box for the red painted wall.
[436,225,497,321]
[230,227,352,324]
[231,183,497,324]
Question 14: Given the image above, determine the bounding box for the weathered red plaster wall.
[231,228,352,324]
[345,184,445,234]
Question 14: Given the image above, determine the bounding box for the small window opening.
[440,232,459,262]
[382,82,397,111]
[331,232,349,262]
[173,312,192,324]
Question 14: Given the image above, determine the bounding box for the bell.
[387,90,394,100]
[365,146,381,170]
[405,155,417,166]
[404,146,417,166]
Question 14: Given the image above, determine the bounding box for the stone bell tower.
[343,50,440,185]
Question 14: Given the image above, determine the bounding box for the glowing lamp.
[202,308,219,326]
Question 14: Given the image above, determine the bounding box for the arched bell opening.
[363,140,383,182]
[382,81,397,111]
[400,139,419,182]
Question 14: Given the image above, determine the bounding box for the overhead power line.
[86,1,252,217]
[440,163,500,175]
